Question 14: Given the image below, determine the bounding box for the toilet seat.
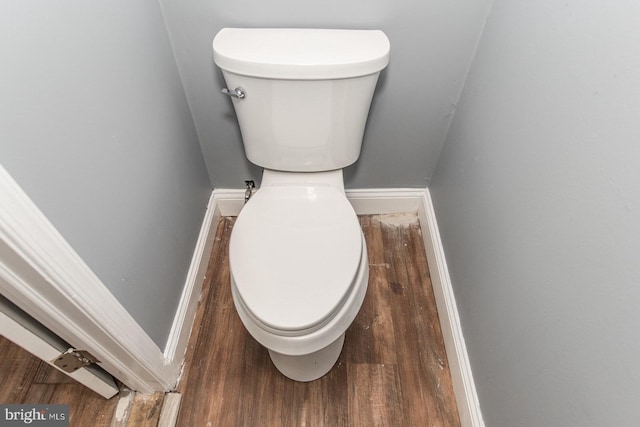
[229,185,362,335]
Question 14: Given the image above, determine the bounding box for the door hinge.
[52,348,100,373]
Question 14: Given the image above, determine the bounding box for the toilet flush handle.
[221,87,246,99]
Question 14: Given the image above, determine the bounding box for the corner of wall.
[419,189,484,427]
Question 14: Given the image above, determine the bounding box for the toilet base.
[268,333,345,382]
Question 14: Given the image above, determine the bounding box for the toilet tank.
[213,28,390,172]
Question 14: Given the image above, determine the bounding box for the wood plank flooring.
[0,214,459,426]
[177,214,459,426]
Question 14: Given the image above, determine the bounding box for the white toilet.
[213,28,390,381]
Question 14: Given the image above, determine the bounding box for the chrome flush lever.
[221,87,246,99]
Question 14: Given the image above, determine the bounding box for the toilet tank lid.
[213,28,390,80]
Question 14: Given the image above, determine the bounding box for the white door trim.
[0,165,179,393]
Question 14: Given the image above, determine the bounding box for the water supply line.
[244,180,255,204]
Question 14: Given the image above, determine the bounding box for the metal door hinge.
[52,348,100,373]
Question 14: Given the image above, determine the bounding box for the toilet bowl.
[229,170,369,381]
[213,28,389,381]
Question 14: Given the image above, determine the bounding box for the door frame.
[0,165,180,393]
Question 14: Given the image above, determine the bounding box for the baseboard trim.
[210,189,246,216]
[164,191,221,364]
[206,187,429,217]
[168,187,483,425]
[418,189,484,427]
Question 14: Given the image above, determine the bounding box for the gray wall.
[430,0,640,425]
[159,0,492,188]
[1,1,211,348]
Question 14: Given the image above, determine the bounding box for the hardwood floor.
[177,214,459,426]
[0,214,459,426]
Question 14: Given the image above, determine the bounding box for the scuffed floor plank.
[348,363,405,427]
[126,392,165,427]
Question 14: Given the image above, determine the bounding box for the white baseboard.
[419,189,484,427]
[204,187,429,217]
[167,187,483,426]
[164,192,222,364]
[209,189,246,216]
[346,188,427,214]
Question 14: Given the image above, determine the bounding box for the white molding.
[0,165,179,393]
[211,189,246,216]
[164,192,220,364]
[418,189,484,427]
[208,187,428,216]
[346,188,426,214]
[162,189,240,377]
